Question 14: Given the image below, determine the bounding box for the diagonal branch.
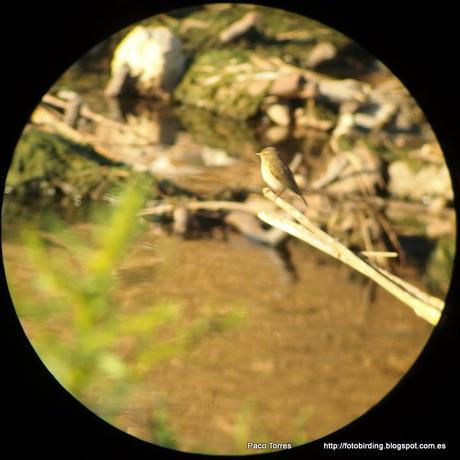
[257,188,444,325]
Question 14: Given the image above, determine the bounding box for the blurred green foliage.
[148,397,178,450]
[20,175,153,391]
[233,401,258,453]
[291,406,313,447]
[12,175,246,447]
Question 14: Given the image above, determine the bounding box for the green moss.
[365,138,413,164]
[52,66,107,94]
[6,128,129,200]
[426,236,456,297]
[169,3,366,119]
[174,48,271,119]
[336,134,356,151]
[310,104,337,121]
[389,215,427,236]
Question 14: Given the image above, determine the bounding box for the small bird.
[256,146,308,207]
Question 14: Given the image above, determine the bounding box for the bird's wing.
[281,161,302,194]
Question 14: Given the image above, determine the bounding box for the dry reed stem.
[258,188,444,325]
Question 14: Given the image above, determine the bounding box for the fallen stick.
[41,93,152,141]
[219,11,259,44]
[31,105,126,163]
[138,200,262,217]
[257,188,444,325]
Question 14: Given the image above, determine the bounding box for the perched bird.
[256,146,308,207]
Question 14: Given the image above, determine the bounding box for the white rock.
[388,161,453,201]
[201,147,236,167]
[264,125,289,143]
[266,103,291,126]
[110,26,185,95]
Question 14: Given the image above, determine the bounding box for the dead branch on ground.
[219,12,259,44]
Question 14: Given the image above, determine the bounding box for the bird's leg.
[275,187,286,199]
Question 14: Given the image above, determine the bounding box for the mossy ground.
[6,128,129,200]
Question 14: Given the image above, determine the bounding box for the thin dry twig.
[219,11,259,44]
[357,210,374,254]
[257,188,444,325]
[360,251,398,259]
[31,106,124,163]
[374,209,407,265]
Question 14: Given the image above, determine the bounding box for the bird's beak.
[256,152,260,156]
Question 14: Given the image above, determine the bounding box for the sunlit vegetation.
[9,176,246,445]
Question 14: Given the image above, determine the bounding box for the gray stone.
[266,103,291,126]
[388,161,453,201]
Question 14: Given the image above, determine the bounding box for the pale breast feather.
[261,163,284,190]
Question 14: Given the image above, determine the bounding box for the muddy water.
[2,206,433,455]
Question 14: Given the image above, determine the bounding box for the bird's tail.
[300,194,308,208]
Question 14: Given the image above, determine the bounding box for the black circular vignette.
[1,1,459,458]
